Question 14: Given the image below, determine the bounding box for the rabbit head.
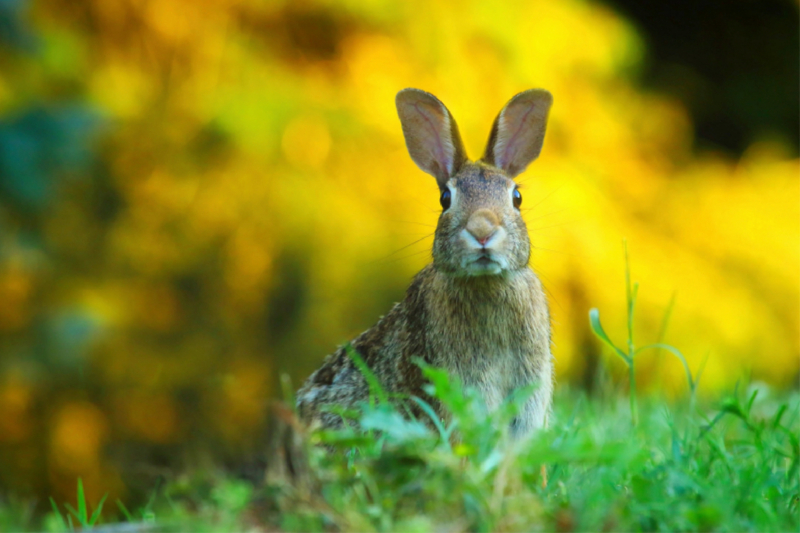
[396,88,553,277]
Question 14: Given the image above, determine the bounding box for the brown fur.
[297,89,554,438]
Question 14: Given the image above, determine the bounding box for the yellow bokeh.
[28,0,795,387]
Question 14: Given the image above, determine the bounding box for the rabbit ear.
[396,89,468,187]
[482,89,553,178]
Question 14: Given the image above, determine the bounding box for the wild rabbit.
[297,88,554,438]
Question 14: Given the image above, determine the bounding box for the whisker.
[522,209,568,220]
[371,232,435,264]
[533,269,564,313]
[393,220,437,228]
[527,185,564,211]
[377,248,432,265]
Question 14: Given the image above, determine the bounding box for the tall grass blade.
[623,240,636,353]
[77,478,87,524]
[635,343,694,391]
[654,292,677,364]
[588,309,629,363]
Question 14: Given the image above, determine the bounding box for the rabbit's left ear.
[396,89,468,188]
[482,89,553,178]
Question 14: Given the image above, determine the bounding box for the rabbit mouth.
[464,254,504,276]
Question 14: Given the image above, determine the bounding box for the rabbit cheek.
[432,221,465,274]
[513,218,532,267]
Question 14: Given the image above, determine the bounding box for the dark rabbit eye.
[440,189,452,210]
[513,188,522,209]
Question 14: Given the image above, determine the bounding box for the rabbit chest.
[422,267,552,412]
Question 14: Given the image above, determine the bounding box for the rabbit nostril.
[470,230,495,246]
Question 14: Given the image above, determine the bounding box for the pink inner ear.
[412,102,449,174]
[497,104,535,169]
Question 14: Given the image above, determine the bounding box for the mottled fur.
[297,88,554,438]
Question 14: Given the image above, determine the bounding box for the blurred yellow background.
[0,0,797,508]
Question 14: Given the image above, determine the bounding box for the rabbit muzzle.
[466,209,499,244]
[459,208,510,276]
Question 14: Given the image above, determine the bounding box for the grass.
[268,376,799,533]
[48,479,107,531]
[3,253,799,532]
[3,381,799,532]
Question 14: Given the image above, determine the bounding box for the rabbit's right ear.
[396,89,467,188]
[482,89,553,178]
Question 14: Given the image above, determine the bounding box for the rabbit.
[296,88,554,438]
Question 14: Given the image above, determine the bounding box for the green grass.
[48,478,107,531]
[3,381,798,532]
[276,380,799,533]
[3,254,799,532]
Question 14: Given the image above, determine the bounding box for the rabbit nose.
[466,209,499,245]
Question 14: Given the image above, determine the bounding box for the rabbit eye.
[440,189,452,210]
[513,188,522,209]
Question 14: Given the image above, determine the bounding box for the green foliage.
[281,378,797,533]
[46,478,107,531]
[1,382,798,532]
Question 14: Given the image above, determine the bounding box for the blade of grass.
[653,291,677,375]
[623,240,636,356]
[772,405,788,429]
[89,493,107,526]
[64,504,83,527]
[746,390,759,414]
[116,500,133,522]
[345,343,389,405]
[589,305,635,425]
[77,478,87,524]
[49,498,67,531]
[635,343,695,391]
[411,395,450,446]
[588,309,629,364]
[142,476,162,522]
